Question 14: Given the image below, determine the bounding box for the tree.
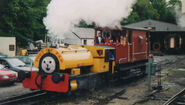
[166,0,182,24]
[75,19,96,28]
[0,0,51,46]
[168,0,182,9]
[123,0,160,24]
[150,0,180,23]
[121,12,140,24]
[124,0,182,24]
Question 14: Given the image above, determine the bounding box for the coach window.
[111,30,117,42]
[120,30,127,45]
[146,32,149,42]
[116,30,121,43]
[128,30,132,43]
[121,30,126,37]
[112,30,122,43]
[104,31,111,43]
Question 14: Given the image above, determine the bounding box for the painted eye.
[49,61,52,63]
[44,61,46,63]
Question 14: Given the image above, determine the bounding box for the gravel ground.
[107,55,185,105]
[0,55,185,105]
[0,83,33,100]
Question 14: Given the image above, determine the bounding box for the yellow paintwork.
[84,46,105,57]
[70,80,78,91]
[71,68,80,75]
[84,45,114,73]
[17,49,27,56]
[34,45,115,74]
[112,61,115,74]
[90,58,109,72]
[34,45,93,70]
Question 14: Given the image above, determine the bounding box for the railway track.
[0,71,146,105]
[0,90,48,105]
[163,88,185,105]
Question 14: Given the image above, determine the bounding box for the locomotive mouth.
[46,68,50,71]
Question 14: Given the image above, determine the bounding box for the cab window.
[111,30,121,43]
[128,30,132,43]
[121,30,127,37]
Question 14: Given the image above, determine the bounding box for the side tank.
[34,45,93,73]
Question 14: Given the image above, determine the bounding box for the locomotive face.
[41,56,56,73]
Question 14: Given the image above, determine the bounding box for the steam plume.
[174,6,185,27]
[177,14,185,27]
[43,0,136,39]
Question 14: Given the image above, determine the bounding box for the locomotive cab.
[95,26,150,64]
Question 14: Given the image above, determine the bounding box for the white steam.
[43,0,136,39]
[174,6,185,27]
[177,14,185,27]
[177,0,185,27]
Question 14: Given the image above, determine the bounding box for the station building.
[64,27,94,45]
[124,19,185,54]
[0,37,16,57]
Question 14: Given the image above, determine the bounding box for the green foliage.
[0,0,51,45]
[124,12,140,24]
[168,0,182,9]
[124,0,182,24]
[75,19,96,28]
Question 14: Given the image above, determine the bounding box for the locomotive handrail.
[118,58,127,63]
[61,49,89,53]
[133,52,147,55]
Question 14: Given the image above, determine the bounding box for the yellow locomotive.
[20,45,115,92]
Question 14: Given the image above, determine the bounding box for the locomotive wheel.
[39,53,60,74]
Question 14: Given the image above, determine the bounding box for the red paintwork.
[23,72,69,93]
[0,68,17,84]
[131,30,148,62]
[95,27,149,64]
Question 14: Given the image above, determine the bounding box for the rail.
[163,87,185,105]
[0,90,47,105]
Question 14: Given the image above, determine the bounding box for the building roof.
[124,19,185,32]
[70,27,95,39]
[122,26,150,31]
[96,26,149,31]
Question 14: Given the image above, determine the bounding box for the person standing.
[96,33,104,44]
